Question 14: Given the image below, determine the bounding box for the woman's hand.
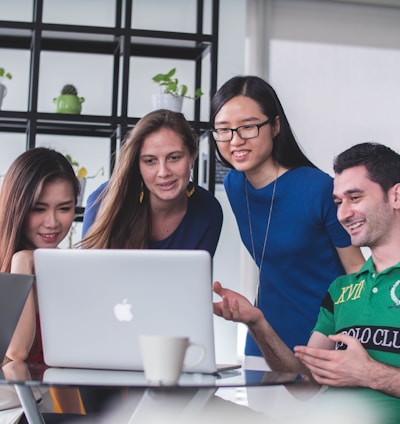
[10,250,35,275]
[5,249,36,361]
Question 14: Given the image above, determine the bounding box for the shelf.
[0,111,210,138]
[0,22,213,58]
[0,0,219,192]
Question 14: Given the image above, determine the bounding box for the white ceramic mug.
[139,335,205,385]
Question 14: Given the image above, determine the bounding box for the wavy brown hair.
[80,109,198,249]
[0,148,80,272]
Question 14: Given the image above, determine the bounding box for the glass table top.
[1,361,302,389]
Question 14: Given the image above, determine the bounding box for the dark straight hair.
[210,75,317,170]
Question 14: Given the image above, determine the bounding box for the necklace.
[245,175,278,307]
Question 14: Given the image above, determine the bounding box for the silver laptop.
[34,249,223,374]
[0,272,34,360]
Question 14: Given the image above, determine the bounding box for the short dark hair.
[333,142,400,192]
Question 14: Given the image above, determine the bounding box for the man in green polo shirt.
[213,142,400,423]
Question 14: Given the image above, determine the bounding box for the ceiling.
[325,0,400,8]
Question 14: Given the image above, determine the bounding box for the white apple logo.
[114,299,133,322]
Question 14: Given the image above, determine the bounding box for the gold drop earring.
[186,165,195,198]
[186,182,195,198]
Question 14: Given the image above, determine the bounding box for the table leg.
[13,385,45,424]
[127,387,217,423]
[181,387,217,417]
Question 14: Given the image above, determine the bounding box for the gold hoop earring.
[139,181,144,204]
[186,182,195,198]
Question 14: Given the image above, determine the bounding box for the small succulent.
[61,84,78,96]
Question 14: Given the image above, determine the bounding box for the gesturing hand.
[294,333,373,388]
[212,281,263,325]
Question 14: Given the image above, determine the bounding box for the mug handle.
[184,342,206,370]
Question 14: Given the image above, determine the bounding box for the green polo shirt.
[313,257,400,423]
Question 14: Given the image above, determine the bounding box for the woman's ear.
[272,115,280,137]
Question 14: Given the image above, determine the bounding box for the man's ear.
[391,183,400,209]
[272,115,280,138]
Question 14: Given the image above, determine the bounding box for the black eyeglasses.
[211,118,273,142]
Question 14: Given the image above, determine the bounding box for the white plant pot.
[77,178,86,206]
[0,83,7,110]
[151,93,183,113]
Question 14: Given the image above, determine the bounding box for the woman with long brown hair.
[0,147,83,420]
[81,109,222,257]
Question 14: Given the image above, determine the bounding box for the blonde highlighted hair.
[80,109,198,249]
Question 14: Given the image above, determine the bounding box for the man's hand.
[294,333,373,387]
[212,281,263,325]
[213,282,315,375]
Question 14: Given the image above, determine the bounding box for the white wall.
[267,0,400,174]
[208,0,247,364]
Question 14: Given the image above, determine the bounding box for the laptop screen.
[0,272,34,360]
[34,249,217,373]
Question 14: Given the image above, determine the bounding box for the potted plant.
[65,154,104,247]
[151,67,203,112]
[53,84,85,114]
[65,154,104,206]
[0,67,12,110]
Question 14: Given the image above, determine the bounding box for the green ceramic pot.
[53,94,85,114]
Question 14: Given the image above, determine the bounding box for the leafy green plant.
[0,68,12,84]
[65,154,104,179]
[152,68,203,100]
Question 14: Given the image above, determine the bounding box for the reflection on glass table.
[0,361,302,424]
[1,362,382,424]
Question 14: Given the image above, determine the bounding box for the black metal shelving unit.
[0,0,219,191]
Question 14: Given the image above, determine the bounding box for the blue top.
[82,181,223,257]
[224,167,352,354]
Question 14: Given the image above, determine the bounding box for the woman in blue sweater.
[210,75,365,369]
[81,109,222,258]
[79,109,223,415]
